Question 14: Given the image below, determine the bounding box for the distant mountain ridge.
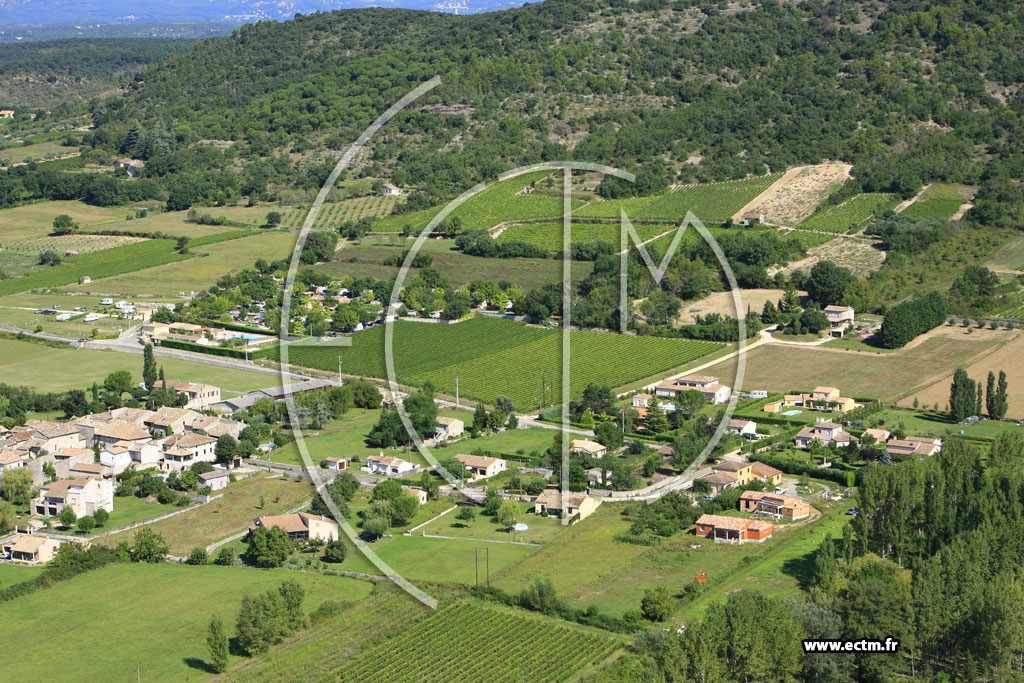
[0,0,524,27]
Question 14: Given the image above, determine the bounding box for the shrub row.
[158,338,280,360]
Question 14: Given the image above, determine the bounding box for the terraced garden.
[331,602,621,683]
[798,193,898,232]
[288,316,722,408]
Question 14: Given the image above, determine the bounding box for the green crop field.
[900,183,973,220]
[371,170,580,234]
[0,140,72,165]
[496,221,671,252]
[0,229,252,296]
[0,200,127,240]
[572,173,783,223]
[798,193,899,232]
[0,563,374,682]
[332,601,621,683]
[279,195,403,228]
[65,230,296,296]
[0,337,275,394]
[287,316,722,408]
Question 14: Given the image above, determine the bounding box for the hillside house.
[251,512,339,542]
[382,183,403,196]
[435,416,465,442]
[794,419,858,449]
[710,460,754,486]
[700,471,741,495]
[726,419,760,439]
[160,432,217,470]
[571,439,608,459]
[739,212,765,225]
[654,375,731,404]
[739,491,811,520]
[454,453,507,480]
[632,393,653,408]
[885,436,942,458]
[322,457,348,471]
[862,428,891,444]
[533,491,600,521]
[402,486,429,505]
[2,535,65,564]
[92,421,151,447]
[167,382,221,411]
[33,476,114,517]
[115,158,145,177]
[199,469,229,492]
[0,449,25,478]
[765,386,857,414]
[824,306,855,336]
[68,463,111,480]
[694,514,773,543]
[749,461,784,486]
[364,454,415,476]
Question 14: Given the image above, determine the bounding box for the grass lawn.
[0,140,71,165]
[95,473,316,555]
[0,562,44,588]
[94,205,279,237]
[49,495,178,535]
[0,200,127,240]
[268,409,384,466]
[491,501,850,619]
[823,333,898,354]
[987,233,1024,270]
[0,563,374,682]
[338,533,539,585]
[64,231,297,296]
[865,407,1023,441]
[461,426,559,456]
[0,337,276,394]
[416,501,565,544]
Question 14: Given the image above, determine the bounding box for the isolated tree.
[594,420,624,449]
[641,587,672,622]
[455,506,477,525]
[187,547,209,565]
[986,371,997,418]
[93,508,109,527]
[215,434,238,465]
[207,614,229,673]
[62,389,89,417]
[363,516,388,538]
[323,540,347,563]
[52,214,75,232]
[244,525,292,568]
[132,528,169,563]
[77,515,96,533]
[1,467,33,505]
[59,507,77,528]
[806,261,855,307]
[391,495,419,526]
[497,499,520,529]
[472,402,489,434]
[214,547,235,566]
[236,594,268,655]
[104,370,134,399]
[142,343,157,391]
[761,298,779,324]
[265,211,282,227]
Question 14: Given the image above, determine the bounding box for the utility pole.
[456,375,460,409]
[337,356,342,384]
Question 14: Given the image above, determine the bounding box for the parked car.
[34,309,43,314]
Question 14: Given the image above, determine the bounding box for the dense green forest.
[0,0,1018,221]
[0,38,197,109]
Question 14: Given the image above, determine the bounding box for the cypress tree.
[994,370,1009,420]
[143,343,157,391]
[206,614,229,673]
[986,371,996,418]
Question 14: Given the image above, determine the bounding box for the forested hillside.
[0,39,197,109]
[3,0,1023,223]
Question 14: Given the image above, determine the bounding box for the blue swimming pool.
[781,409,803,416]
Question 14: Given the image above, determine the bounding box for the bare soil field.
[677,288,806,324]
[774,236,885,278]
[702,335,1003,401]
[898,330,1024,419]
[732,162,853,225]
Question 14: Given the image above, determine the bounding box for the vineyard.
[496,221,670,251]
[572,173,783,223]
[330,602,622,683]
[798,193,898,233]
[0,233,145,256]
[288,316,722,408]
[900,183,973,220]
[370,170,581,234]
[278,195,403,228]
